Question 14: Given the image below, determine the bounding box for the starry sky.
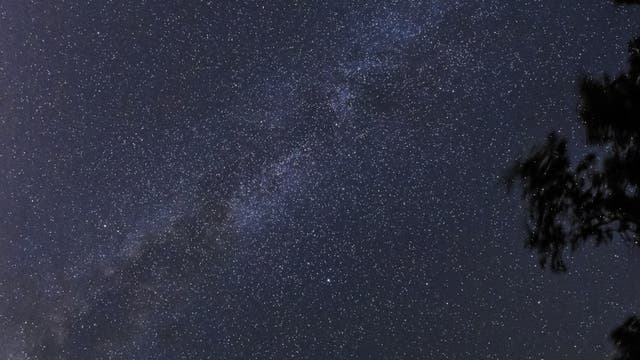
[2,1,640,359]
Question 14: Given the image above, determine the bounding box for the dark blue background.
[1,1,640,358]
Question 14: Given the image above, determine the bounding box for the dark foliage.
[612,316,640,360]
[507,37,640,272]
[507,2,640,353]
[614,0,640,4]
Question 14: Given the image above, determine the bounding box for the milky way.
[2,1,640,359]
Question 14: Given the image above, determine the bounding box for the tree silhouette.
[507,36,640,272]
[612,316,640,360]
[507,1,640,357]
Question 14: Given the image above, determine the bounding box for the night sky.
[2,1,640,359]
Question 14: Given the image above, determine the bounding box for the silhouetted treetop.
[580,37,640,147]
[614,0,640,5]
[611,316,640,360]
[507,37,640,272]
[507,2,640,358]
